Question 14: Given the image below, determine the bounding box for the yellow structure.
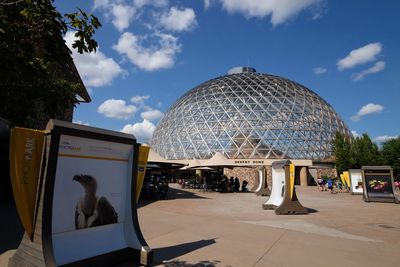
[9,127,44,237]
[136,146,150,202]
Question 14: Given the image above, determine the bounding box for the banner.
[340,174,346,187]
[289,164,295,199]
[136,146,150,202]
[9,127,45,236]
[343,171,350,187]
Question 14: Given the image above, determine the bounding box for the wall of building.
[315,168,338,179]
[223,165,332,189]
[223,166,272,191]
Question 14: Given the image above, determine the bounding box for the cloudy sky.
[57,0,399,144]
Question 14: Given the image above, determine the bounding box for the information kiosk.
[262,160,308,215]
[9,120,152,266]
[361,166,399,203]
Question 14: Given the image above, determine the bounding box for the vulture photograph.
[73,174,118,229]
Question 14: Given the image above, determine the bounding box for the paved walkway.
[138,185,400,267]
[2,185,400,266]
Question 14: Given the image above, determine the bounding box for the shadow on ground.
[153,238,217,265]
[138,187,209,208]
[168,187,210,200]
[307,208,319,213]
[0,202,23,254]
[162,259,221,267]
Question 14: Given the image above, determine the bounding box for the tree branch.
[0,0,25,6]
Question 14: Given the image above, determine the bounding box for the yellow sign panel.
[136,146,150,202]
[340,173,346,186]
[289,164,295,200]
[9,127,45,237]
[343,171,350,187]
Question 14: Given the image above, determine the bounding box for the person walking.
[234,177,240,192]
[317,177,324,191]
[327,178,334,193]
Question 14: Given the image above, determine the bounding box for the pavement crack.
[252,229,287,267]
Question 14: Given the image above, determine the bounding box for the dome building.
[150,67,351,186]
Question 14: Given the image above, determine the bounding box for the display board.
[343,171,350,188]
[9,120,152,267]
[52,135,133,265]
[254,166,270,196]
[262,161,286,209]
[361,166,399,203]
[340,173,346,188]
[348,169,363,195]
[253,167,264,193]
[263,160,308,214]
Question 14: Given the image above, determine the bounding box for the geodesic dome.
[151,67,351,160]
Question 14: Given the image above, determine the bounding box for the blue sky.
[56,0,400,144]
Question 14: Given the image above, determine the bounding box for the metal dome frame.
[151,70,351,161]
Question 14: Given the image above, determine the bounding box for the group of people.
[219,176,248,193]
[141,176,169,200]
[179,175,248,193]
[317,177,348,193]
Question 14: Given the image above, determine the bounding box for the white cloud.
[351,61,385,81]
[134,0,169,8]
[351,130,361,138]
[357,103,384,116]
[94,1,136,31]
[204,0,214,9]
[141,109,164,121]
[93,0,112,10]
[374,135,398,143]
[312,67,327,75]
[159,7,197,32]
[96,0,167,32]
[98,99,138,120]
[113,32,181,71]
[121,119,156,142]
[131,95,150,104]
[64,31,125,87]
[73,120,90,126]
[351,103,384,122]
[112,4,136,32]
[219,0,322,26]
[337,43,382,71]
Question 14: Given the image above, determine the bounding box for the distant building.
[150,67,351,186]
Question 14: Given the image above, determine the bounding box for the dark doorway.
[294,166,301,185]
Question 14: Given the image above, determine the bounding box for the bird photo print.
[51,135,129,236]
[73,174,118,229]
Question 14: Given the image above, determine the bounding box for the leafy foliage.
[0,0,101,129]
[332,132,399,175]
[332,131,353,174]
[381,137,400,178]
[351,134,382,168]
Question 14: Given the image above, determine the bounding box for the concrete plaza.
[137,184,400,267]
[1,184,400,266]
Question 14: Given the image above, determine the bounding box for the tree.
[0,0,101,129]
[332,131,353,174]
[351,133,382,168]
[381,137,400,178]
